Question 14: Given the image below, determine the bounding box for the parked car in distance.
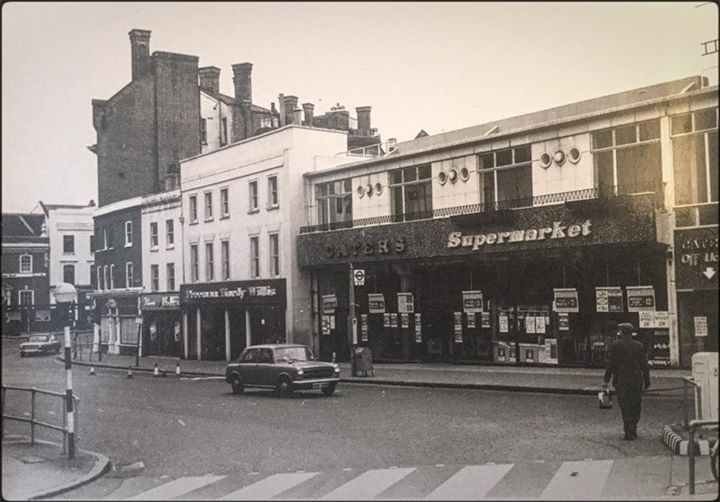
[20,334,62,357]
[226,344,340,397]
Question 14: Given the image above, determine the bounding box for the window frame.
[124,221,133,247]
[204,191,214,221]
[388,164,434,220]
[63,235,75,255]
[97,265,103,291]
[109,264,115,289]
[150,264,160,292]
[315,179,353,226]
[19,254,32,274]
[269,232,280,277]
[200,118,208,145]
[478,145,533,210]
[220,187,230,218]
[189,195,198,224]
[125,262,134,289]
[18,289,34,306]
[220,117,228,146]
[249,235,260,278]
[248,180,259,213]
[166,263,176,291]
[221,239,230,280]
[190,244,199,283]
[205,241,214,281]
[166,219,175,247]
[150,222,159,249]
[63,264,75,284]
[267,175,279,209]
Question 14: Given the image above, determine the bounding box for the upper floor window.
[19,289,34,306]
[90,264,96,289]
[125,221,133,247]
[205,242,214,281]
[269,233,280,277]
[221,240,230,280]
[109,264,115,289]
[249,180,259,212]
[478,145,532,210]
[103,265,109,291]
[200,118,208,145]
[389,165,433,221]
[90,234,95,253]
[97,266,103,291]
[220,117,228,146]
[268,175,279,208]
[63,235,75,255]
[150,222,159,249]
[250,236,260,278]
[190,244,199,283]
[204,191,214,221]
[591,120,661,198]
[220,188,230,217]
[316,179,352,226]
[125,262,134,288]
[166,219,174,247]
[189,195,198,224]
[167,263,176,291]
[19,254,32,273]
[63,264,75,284]
[151,264,159,292]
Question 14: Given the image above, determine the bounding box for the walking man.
[602,322,651,440]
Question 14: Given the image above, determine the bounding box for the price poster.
[390,313,398,328]
[321,315,331,335]
[368,293,386,314]
[499,313,509,333]
[321,295,337,314]
[467,312,476,328]
[414,314,422,342]
[481,312,491,328]
[595,287,623,313]
[329,316,336,329]
[626,286,656,312]
[536,316,546,334]
[383,313,390,327]
[360,314,368,342]
[400,313,409,328]
[397,293,415,313]
[525,315,536,334]
[694,316,708,337]
[554,288,579,313]
[454,312,463,343]
[558,313,570,331]
[462,290,484,313]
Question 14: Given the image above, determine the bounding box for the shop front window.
[389,165,432,221]
[316,179,352,227]
[478,145,532,210]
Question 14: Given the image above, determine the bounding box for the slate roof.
[1,213,48,244]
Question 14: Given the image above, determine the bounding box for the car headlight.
[333,364,340,373]
[296,367,304,376]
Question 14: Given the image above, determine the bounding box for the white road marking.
[320,467,415,500]
[425,464,513,500]
[219,472,319,500]
[180,376,226,381]
[127,475,223,500]
[540,459,614,500]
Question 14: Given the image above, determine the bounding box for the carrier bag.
[598,389,613,409]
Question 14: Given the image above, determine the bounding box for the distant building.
[1,213,49,334]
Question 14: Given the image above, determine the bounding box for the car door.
[240,348,260,385]
[256,348,275,386]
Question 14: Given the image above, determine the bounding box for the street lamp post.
[54,283,77,460]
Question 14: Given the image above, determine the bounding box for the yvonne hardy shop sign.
[448,220,592,250]
[141,294,180,310]
[181,279,286,307]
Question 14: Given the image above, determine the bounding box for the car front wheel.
[322,383,337,396]
[276,377,293,397]
[231,375,245,395]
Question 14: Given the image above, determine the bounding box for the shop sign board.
[368,293,385,313]
[638,311,670,329]
[626,286,656,312]
[462,290,484,313]
[595,287,623,313]
[142,294,181,310]
[554,288,579,313]
[674,227,719,291]
[414,313,422,342]
[481,312,491,328]
[467,312,476,328]
[447,220,592,250]
[400,313,409,329]
[181,279,286,307]
[321,295,337,315]
[397,293,414,313]
[558,313,570,331]
[694,316,708,337]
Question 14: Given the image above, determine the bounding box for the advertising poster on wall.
[626,286,656,312]
[525,315,536,334]
[383,313,390,327]
[462,290,484,313]
[467,312,476,328]
[536,316,546,334]
[694,316,708,337]
[400,313,409,328]
[481,312,491,328]
[454,312,463,343]
[414,313,422,342]
[553,288,579,313]
[397,293,415,313]
[321,295,337,314]
[360,314,368,342]
[368,293,385,313]
[321,315,331,335]
[558,313,570,331]
[499,313,509,333]
[390,313,398,328]
[595,287,623,312]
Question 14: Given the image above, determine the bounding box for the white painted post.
[225,309,231,361]
[183,312,189,360]
[196,308,202,360]
[63,326,75,459]
[92,324,100,353]
[245,309,252,347]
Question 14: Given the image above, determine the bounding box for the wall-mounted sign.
[536,316,546,334]
[558,313,570,331]
[462,290,484,313]
[400,313,409,328]
[499,313,509,333]
[467,312,476,328]
[694,316,708,337]
[481,312,491,328]
[554,288,579,313]
[353,269,365,286]
[525,315,536,334]
[454,312,463,343]
[447,220,592,251]
[321,294,337,314]
[181,279,285,307]
[368,293,385,313]
[397,293,415,313]
[674,227,719,291]
[325,238,407,260]
[638,311,670,329]
[142,294,181,310]
[360,314,368,342]
[414,313,422,342]
[626,286,656,312]
[383,313,390,327]
[595,287,623,313]
[321,315,331,335]
[390,313,398,328]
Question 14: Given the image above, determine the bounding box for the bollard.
[153,363,159,377]
[689,423,696,495]
[176,363,181,376]
[127,366,133,379]
[89,367,96,376]
[64,326,75,459]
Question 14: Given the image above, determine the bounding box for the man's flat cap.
[617,322,634,335]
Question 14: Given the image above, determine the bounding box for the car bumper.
[292,377,340,390]
[20,347,44,355]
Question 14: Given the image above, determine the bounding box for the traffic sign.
[353,269,365,286]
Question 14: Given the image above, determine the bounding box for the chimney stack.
[198,66,221,96]
[283,95,298,124]
[128,29,151,80]
[356,106,372,136]
[277,94,285,127]
[302,103,314,126]
[231,63,253,103]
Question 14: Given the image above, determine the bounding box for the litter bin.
[353,346,374,377]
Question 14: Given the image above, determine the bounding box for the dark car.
[20,334,62,357]
[225,344,340,397]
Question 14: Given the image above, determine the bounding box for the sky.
[2,1,718,213]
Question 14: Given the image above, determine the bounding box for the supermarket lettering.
[447,220,592,250]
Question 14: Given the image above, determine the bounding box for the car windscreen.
[29,335,49,343]
[274,347,313,362]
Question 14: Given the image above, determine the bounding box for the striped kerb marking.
[219,472,319,500]
[128,476,224,500]
[425,464,514,500]
[320,467,416,500]
[540,459,614,500]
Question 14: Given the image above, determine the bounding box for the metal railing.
[688,418,719,494]
[1,385,79,455]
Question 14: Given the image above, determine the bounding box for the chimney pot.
[198,66,221,96]
[356,106,372,136]
[128,29,151,80]
[302,103,314,126]
[231,63,253,103]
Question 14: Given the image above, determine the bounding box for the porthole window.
[438,171,448,185]
[460,167,470,181]
[540,153,552,169]
[449,169,458,183]
[568,148,581,164]
[553,150,566,166]
[365,184,373,197]
[357,185,365,198]
[374,182,383,195]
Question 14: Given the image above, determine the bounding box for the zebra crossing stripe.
[540,459,613,500]
[425,464,514,500]
[219,472,319,500]
[320,467,415,500]
[127,475,224,500]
